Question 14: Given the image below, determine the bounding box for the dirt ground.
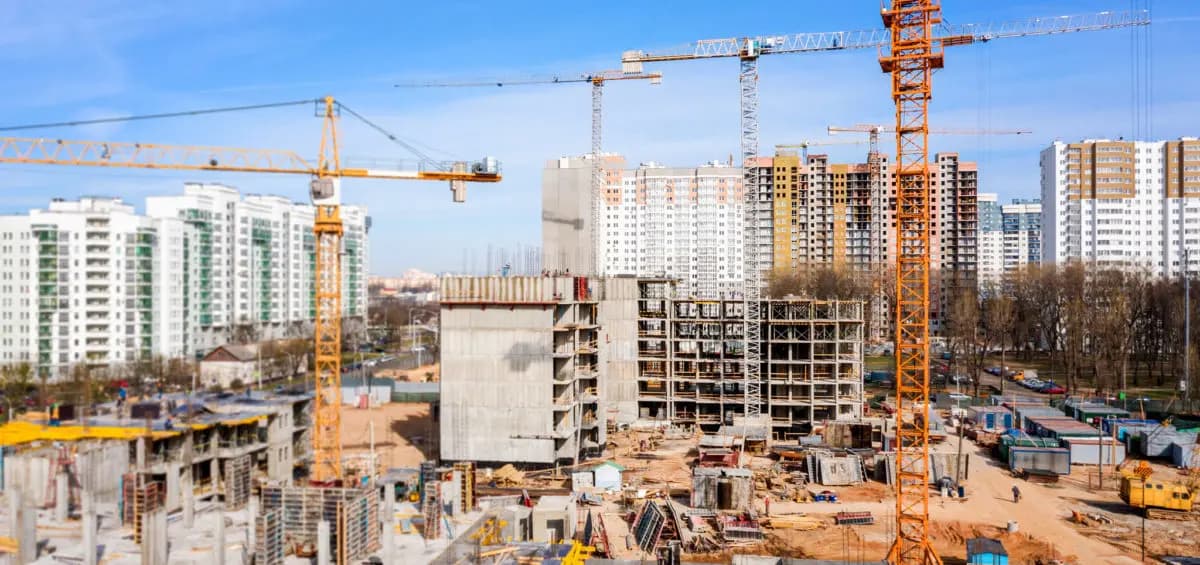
[374,362,439,382]
[602,422,1197,564]
[339,401,437,474]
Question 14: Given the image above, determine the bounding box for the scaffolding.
[422,482,442,540]
[453,462,476,513]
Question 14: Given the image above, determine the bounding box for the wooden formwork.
[224,454,252,510]
[255,508,285,565]
[421,482,441,540]
[121,473,163,544]
[453,461,475,512]
[260,486,380,562]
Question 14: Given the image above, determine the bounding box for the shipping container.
[1062,437,1126,466]
[1007,447,1070,475]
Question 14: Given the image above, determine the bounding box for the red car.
[1040,383,1066,394]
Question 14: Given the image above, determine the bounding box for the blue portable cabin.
[967,537,1009,565]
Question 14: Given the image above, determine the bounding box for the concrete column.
[136,437,147,470]
[55,471,70,522]
[182,472,195,528]
[10,490,36,564]
[141,508,167,565]
[213,505,226,565]
[247,495,258,557]
[382,484,396,564]
[82,491,98,565]
[317,520,331,565]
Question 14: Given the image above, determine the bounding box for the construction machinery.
[397,70,662,276]
[0,96,502,482]
[621,7,1149,433]
[1120,461,1197,519]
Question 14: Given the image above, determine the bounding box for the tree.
[230,324,259,345]
[945,287,985,397]
[984,291,1016,393]
[1,363,34,418]
[281,339,310,379]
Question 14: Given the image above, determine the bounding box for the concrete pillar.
[55,471,70,522]
[141,508,167,565]
[82,491,98,565]
[317,520,331,565]
[136,437,147,470]
[247,495,258,557]
[182,473,195,528]
[213,505,226,565]
[10,489,36,564]
[382,484,396,564]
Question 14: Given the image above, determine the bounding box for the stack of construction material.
[493,464,525,486]
[805,452,865,486]
[255,508,285,565]
[1137,428,1199,458]
[691,467,753,511]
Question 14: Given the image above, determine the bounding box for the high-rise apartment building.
[1001,199,1042,275]
[148,183,370,350]
[760,151,978,332]
[1041,138,1200,276]
[978,194,1042,289]
[0,184,369,380]
[543,156,745,298]
[0,198,192,377]
[977,193,1004,289]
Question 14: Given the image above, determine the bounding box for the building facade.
[543,155,745,298]
[0,184,369,380]
[0,197,193,378]
[147,183,370,351]
[1041,138,1200,276]
[978,193,1004,289]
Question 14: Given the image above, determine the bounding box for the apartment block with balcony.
[1042,138,1200,276]
[147,183,370,350]
[0,197,192,379]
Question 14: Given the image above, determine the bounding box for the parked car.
[1038,382,1066,394]
[986,366,1002,376]
[950,374,973,385]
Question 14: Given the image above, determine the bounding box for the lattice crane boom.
[775,139,867,161]
[0,96,502,484]
[399,71,661,277]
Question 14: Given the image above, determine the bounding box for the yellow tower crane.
[0,96,501,482]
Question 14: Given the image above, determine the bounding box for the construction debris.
[493,464,526,486]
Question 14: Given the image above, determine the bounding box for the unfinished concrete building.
[0,390,313,514]
[636,279,864,438]
[439,275,638,465]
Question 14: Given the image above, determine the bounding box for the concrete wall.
[201,360,255,388]
[542,158,593,275]
[440,305,558,463]
[1,441,129,507]
[598,277,639,425]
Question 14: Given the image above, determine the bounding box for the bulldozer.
[1119,460,1197,520]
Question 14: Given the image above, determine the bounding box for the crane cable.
[0,97,452,169]
[0,99,318,133]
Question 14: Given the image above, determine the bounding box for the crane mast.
[881,1,941,562]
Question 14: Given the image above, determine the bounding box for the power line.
[0,99,318,133]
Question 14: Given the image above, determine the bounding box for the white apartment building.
[977,193,1004,289]
[0,197,193,379]
[147,183,369,351]
[1041,138,1200,276]
[543,155,745,298]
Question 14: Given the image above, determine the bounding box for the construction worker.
[1011,484,1021,503]
[764,495,771,517]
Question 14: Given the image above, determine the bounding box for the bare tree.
[945,288,986,397]
[984,290,1016,393]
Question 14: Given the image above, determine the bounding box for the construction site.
[2,2,1198,565]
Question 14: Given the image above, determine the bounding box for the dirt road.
[340,401,438,473]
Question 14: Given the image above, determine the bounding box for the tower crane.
[397,70,662,276]
[621,9,1148,424]
[0,96,501,483]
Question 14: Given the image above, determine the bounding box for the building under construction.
[437,275,864,462]
[636,279,864,438]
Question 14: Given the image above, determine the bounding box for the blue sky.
[0,1,1196,275]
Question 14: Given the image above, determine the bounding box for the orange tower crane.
[397,70,662,276]
[0,96,501,482]
[621,9,1148,421]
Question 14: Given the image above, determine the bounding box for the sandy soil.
[339,401,437,474]
[375,363,439,382]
